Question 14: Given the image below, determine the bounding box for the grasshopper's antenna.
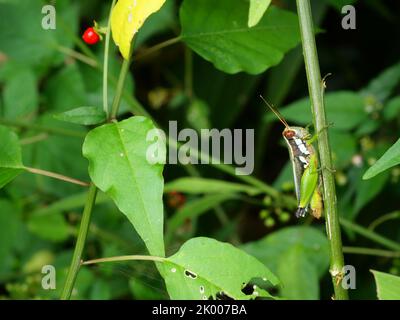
[259,95,290,129]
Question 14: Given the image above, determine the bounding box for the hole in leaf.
[184,269,197,279]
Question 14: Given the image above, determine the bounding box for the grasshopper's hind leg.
[310,185,323,219]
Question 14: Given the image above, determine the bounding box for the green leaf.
[164,237,279,300]
[384,96,400,120]
[248,0,272,27]
[241,226,329,299]
[362,61,400,102]
[0,125,25,189]
[27,212,70,243]
[180,1,300,74]
[0,200,22,273]
[278,91,366,130]
[2,68,38,119]
[164,177,261,196]
[372,270,400,300]
[83,116,165,257]
[363,138,400,179]
[23,114,87,197]
[277,245,319,299]
[44,63,87,112]
[0,0,78,68]
[54,107,106,126]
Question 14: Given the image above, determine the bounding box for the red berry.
[82,27,100,45]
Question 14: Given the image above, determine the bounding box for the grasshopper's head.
[283,127,310,141]
[259,95,311,141]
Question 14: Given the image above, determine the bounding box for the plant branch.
[343,246,400,258]
[368,211,400,231]
[103,0,117,117]
[60,183,98,300]
[340,218,400,251]
[82,255,165,266]
[110,53,133,120]
[0,118,85,138]
[25,167,89,187]
[134,36,181,61]
[296,0,348,300]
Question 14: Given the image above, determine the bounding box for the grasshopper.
[261,96,323,219]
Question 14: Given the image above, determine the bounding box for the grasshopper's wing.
[287,145,303,202]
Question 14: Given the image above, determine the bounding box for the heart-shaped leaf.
[180,0,300,74]
[164,237,279,300]
[82,116,165,257]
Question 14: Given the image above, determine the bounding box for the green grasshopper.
[261,96,323,219]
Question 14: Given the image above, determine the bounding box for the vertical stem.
[103,0,118,117]
[61,184,98,300]
[110,53,133,121]
[296,0,348,300]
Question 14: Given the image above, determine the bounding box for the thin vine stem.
[83,255,165,266]
[25,167,89,187]
[60,184,98,300]
[343,246,400,258]
[340,218,400,251]
[103,0,117,117]
[110,53,133,120]
[296,0,348,300]
[134,36,181,61]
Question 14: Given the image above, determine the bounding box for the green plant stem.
[82,255,165,266]
[368,211,400,231]
[25,167,89,187]
[61,183,98,300]
[110,55,133,120]
[134,36,181,61]
[343,246,400,258]
[296,0,348,300]
[103,0,117,117]
[340,218,400,251]
[0,118,85,138]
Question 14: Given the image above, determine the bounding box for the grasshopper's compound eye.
[283,130,296,139]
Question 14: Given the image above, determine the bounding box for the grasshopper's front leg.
[295,154,321,218]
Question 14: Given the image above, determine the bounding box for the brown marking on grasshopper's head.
[283,127,310,140]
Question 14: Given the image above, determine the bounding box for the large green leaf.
[248,0,272,27]
[164,237,279,300]
[0,126,25,189]
[83,116,165,257]
[164,177,261,196]
[277,91,367,130]
[363,138,400,179]
[241,226,329,299]
[372,270,400,300]
[180,1,300,74]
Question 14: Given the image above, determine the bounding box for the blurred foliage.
[0,0,400,300]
